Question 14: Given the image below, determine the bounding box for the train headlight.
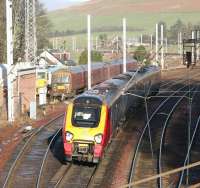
[66,132,73,142]
[94,134,103,144]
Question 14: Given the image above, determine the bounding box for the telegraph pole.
[180,32,182,57]
[178,32,182,56]
[140,34,143,45]
[6,0,14,122]
[165,38,168,53]
[87,15,92,90]
[123,18,127,73]
[192,31,195,63]
[161,24,164,69]
[197,31,200,61]
[156,23,158,62]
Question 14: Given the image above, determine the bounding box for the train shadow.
[47,131,66,164]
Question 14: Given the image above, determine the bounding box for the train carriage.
[63,65,160,163]
[51,59,137,99]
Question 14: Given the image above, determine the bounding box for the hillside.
[66,0,200,14]
[47,0,200,34]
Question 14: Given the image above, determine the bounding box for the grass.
[47,11,200,34]
[47,0,200,60]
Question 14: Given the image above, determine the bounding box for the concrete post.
[87,15,92,90]
[123,18,127,73]
[140,34,143,45]
[6,0,14,122]
[156,23,158,62]
[192,31,195,63]
[161,24,164,69]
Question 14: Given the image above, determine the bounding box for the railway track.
[2,68,200,188]
[86,119,141,188]
[36,127,63,188]
[129,87,192,187]
[157,85,199,187]
[36,120,134,188]
[2,114,65,188]
[36,109,143,188]
[128,70,200,187]
[176,86,200,187]
[52,163,97,188]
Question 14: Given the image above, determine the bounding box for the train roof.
[53,62,105,74]
[74,65,160,107]
[52,58,137,74]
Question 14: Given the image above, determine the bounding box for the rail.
[128,72,200,187]
[158,85,198,187]
[2,113,64,188]
[120,160,200,188]
[36,127,63,188]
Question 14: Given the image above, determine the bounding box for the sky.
[40,0,90,11]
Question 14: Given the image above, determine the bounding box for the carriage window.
[72,105,101,128]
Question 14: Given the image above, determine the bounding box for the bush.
[133,45,151,65]
[79,50,103,65]
[134,45,147,62]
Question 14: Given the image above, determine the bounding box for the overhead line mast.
[25,0,37,63]
[6,0,14,122]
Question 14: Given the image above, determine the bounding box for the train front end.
[36,69,48,94]
[63,96,109,163]
[51,71,72,98]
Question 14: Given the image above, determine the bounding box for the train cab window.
[72,105,100,128]
[60,76,70,84]
[52,76,70,84]
[37,72,46,79]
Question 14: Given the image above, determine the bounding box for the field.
[48,11,200,34]
[46,0,200,62]
[46,0,200,34]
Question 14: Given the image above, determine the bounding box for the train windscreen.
[37,72,46,79]
[72,105,101,128]
[52,76,70,84]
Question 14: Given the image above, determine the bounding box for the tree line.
[49,19,200,45]
[49,26,144,38]
[141,20,200,44]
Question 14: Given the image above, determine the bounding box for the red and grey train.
[63,65,160,163]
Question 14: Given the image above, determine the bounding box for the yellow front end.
[63,103,108,163]
[37,79,47,88]
[36,79,47,95]
[36,70,48,95]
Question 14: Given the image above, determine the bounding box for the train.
[50,59,137,99]
[63,65,161,163]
